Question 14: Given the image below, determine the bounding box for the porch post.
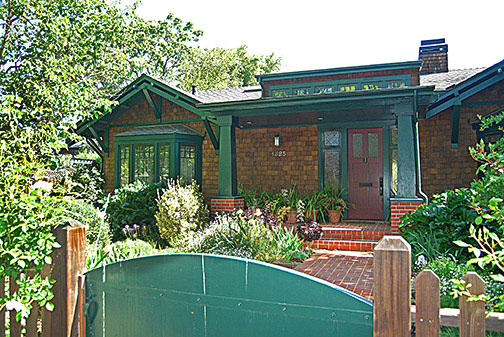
[217,115,238,197]
[395,103,417,198]
[211,115,243,217]
[391,103,422,233]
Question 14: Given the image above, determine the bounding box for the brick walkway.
[295,250,374,301]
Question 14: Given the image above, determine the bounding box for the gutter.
[414,89,429,203]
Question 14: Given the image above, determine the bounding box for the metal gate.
[85,254,373,336]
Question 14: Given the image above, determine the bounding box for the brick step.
[321,228,389,241]
[310,239,378,251]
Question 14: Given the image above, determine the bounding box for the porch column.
[211,115,243,217]
[391,103,422,233]
[395,103,417,198]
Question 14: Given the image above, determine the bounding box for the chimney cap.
[421,38,446,46]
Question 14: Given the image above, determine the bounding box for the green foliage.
[60,162,105,206]
[178,45,281,91]
[60,198,110,248]
[155,179,209,247]
[238,184,274,209]
[417,257,474,308]
[400,188,480,262]
[189,210,310,263]
[1,0,201,319]
[106,181,167,244]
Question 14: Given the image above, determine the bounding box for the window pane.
[159,144,170,181]
[134,144,155,184]
[324,150,340,188]
[180,145,196,183]
[362,82,381,90]
[338,84,357,92]
[324,131,341,147]
[386,80,407,88]
[271,89,288,97]
[352,133,363,158]
[368,133,379,158]
[391,127,398,195]
[315,86,333,94]
[119,145,129,187]
[292,87,310,96]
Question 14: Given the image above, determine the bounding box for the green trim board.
[199,86,434,116]
[256,60,421,82]
[268,74,411,97]
[110,118,202,128]
[426,59,504,118]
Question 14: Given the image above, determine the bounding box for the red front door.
[348,128,383,219]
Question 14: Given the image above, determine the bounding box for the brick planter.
[390,198,423,234]
[210,197,245,218]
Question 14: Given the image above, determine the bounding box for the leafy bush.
[61,198,110,248]
[189,209,311,263]
[156,179,209,247]
[416,256,474,308]
[296,220,323,241]
[106,181,167,244]
[86,239,159,270]
[400,188,480,262]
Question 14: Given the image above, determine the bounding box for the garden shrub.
[61,198,110,248]
[106,181,167,245]
[156,179,209,247]
[189,209,311,263]
[400,188,481,262]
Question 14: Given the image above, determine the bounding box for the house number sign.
[272,150,286,157]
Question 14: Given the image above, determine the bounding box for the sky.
[132,0,504,72]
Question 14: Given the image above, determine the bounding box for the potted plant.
[284,183,298,224]
[322,185,353,223]
[304,190,326,222]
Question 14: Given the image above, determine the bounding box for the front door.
[348,128,383,219]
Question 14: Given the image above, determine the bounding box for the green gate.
[85,254,373,336]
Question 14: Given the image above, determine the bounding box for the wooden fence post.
[459,272,485,337]
[0,277,4,337]
[41,223,86,337]
[373,236,411,336]
[9,276,22,337]
[416,269,440,337]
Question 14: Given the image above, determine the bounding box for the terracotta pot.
[288,210,297,224]
[328,209,341,223]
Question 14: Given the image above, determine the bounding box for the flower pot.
[328,209,341,223]
[288,210,297,224]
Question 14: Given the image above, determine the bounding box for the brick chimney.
[419,38,448,75]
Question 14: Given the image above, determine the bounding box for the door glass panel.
[134,144,155,184]
[324,150,340,188]
[368,133,379,157]
[119,145,129,187]
[352,133,363,158]
[391,127,398,195]
[180,145,196,183]
[159,143,170,181]
[324,131,341,147]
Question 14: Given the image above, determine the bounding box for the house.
[78,39,504,234]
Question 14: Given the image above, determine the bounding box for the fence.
[2,230,504,336]
[1,225,86,337]
[374,235,504,336]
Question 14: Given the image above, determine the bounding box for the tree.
[0,0,200,320]
[177,45,281,91]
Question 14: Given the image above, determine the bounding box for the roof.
[114,124,204,138]
[425,59,504,118]
[420,68,485,91]
[194,86,262,104]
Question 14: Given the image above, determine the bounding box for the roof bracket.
[89,126,108,156]
[143,88,161,122]
[451,103,461,148]
[203,118,219,151]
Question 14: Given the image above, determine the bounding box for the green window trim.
[114,133,203,189]
[269,74,411,97]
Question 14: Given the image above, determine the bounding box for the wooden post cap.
[374,235,411,252]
